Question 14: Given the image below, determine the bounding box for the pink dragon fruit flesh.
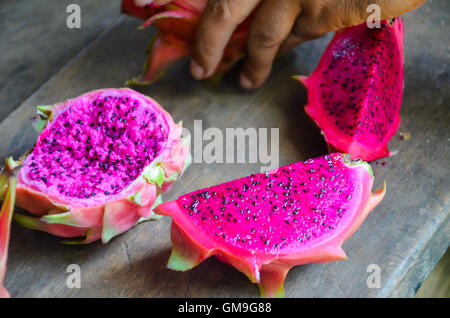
[121,0,250,84]
[295,18,404,161]
[156,153,386,297]
[7,88,190,246]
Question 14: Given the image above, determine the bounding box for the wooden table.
[1,0,448,297]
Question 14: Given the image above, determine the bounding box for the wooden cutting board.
[1,0,448,297]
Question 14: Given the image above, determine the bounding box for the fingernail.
[240,73,253,90]
[190,60,204,79]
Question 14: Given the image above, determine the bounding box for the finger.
[191,0,260,79]
[279,0,427,55]
[279,15,329,56]
[358,0,427,20]
[240,0,301,89]
[134,0,172,7]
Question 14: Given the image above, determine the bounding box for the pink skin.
[0,170,16,298]
[295,19,404,161]
[122,0,249,84]
[13,88,190,244]
[155,154,386,297]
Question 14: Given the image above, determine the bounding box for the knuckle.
[305,0,368,29]
[249,26,283,49]
[206,0,235,23]
[291,14,330,42]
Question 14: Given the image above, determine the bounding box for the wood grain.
[0,1,448,297]
[0,0,121,122]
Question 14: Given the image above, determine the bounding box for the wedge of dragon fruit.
[296,19,404,161]
[156,153,385,297]
[121,0,250,84]
[0,158,18,298]
[6,88,190,246]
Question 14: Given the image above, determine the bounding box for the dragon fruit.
[156,153,386,297]
[8,88,190,245]
[0,158,18,298]
[295,18,404,161]
[121,0,250,84]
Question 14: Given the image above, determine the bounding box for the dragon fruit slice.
[122,0,249,84]
[10,88,190,244]
[295,19,404,161]
[155,153,385,297]
[0,158,18,298]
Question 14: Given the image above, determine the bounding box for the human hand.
[137,0,425,89]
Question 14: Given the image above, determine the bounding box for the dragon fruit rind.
[0,158,18,298]
[156,153,385,297]
[122,0,249,84]
[296,18,404,161]
[11,88,190,245]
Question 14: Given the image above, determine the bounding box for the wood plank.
[0,0,122,122]
[416,248,450,297]
[1,1,449,297]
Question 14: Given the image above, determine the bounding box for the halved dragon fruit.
[9,88,190,245]
[121,0,249,84]
[156,153,385,297]
[296,19,404,161]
